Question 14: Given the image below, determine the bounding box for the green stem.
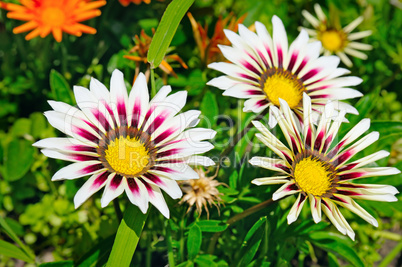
[106,205,148,267]
[207,198,273,254]
[113,199,123,222]
[166,221,176,267]
[219,108,269,160]
[150,68,156,97]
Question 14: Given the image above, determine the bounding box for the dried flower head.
[179,168,224,218]
[124,29,188,83]
[188,12,247,65]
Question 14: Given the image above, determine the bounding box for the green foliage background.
[0,0,401,266]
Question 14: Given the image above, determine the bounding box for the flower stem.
[113,199,123,222]
[207,198,273,254]
[166,221,176,267]
[106,205,149,267]
[219,108,269,160]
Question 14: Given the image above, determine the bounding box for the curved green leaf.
[0,240,34,263]
[147,0,195,69]
[187,224,202,260]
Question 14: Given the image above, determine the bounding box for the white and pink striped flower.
[301,4,373,67]
[34,70,216,218]
[249,94,400,240]
[207,15,362,126]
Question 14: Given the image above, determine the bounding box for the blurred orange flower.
[187,12,247,65]
[0,0,106,42]
[124,29,188,83]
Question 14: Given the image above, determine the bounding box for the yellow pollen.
[41,7,66,27]
[263,70,304,108]
[105,136,150,176]
[293,156,333,196]
[319,30,345,52]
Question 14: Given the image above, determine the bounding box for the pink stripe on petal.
[153,128,177,144]
[92,110,111,132]
[157,148,181,159]
[301,68,320,82]
[306,128,312,148]
[290,136,298,152]
[310,94,330,99]
[248,90,264,96]
[242,61,260,75]
[147,111,168,134]
[336,190,362,196]
[151,166,175,174]
[139,178,154,196]
[131,100,141,128]
[74,154,99,161]
[127,178,140,195]
[256,99,268,107]
[82,163,104,174]
[277,47,283,68]
[74,127,99,143]
[143,173,165,186]
[257,50,269,68]
[338,163,358,172]
[288,53,298,71]
[240,73,259,84]
[294,59,307,76]
[70,145,97,153]
[314,130,325,150]
[110,175,123,189]
[331,195,348,204]
[92,171,109,189]
[339,172,364,181]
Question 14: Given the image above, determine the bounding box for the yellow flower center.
[41,7,66,27]
[293,156,333,196]
[105,136,150,177]
[262,69,304,108]
[319,30,345,52]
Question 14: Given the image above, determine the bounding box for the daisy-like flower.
[178,168,224,218]
[0,0,106,42]
[208,15,362,125]
[249,94,400,240]
[33,70,216,218]
[301,4,373,67]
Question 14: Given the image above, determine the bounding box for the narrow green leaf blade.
[39,261,74,267]
[200,91,219,127]
[49,69,74,104]
[147,0,195,68]
[187,224,202,260]
[75,235,114,267]
[236,217,267,266]
[0,240,34,263]
[106,205,148,267]
[370,121,402,138]
[195,220,228,233]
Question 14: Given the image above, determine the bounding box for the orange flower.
[188,12,247,65]
[118,0,151,6]
[0,0,106,42]
[124,29,188,82]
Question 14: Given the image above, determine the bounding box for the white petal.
[272,181,299,201]
[343,16,363,33]
[100,174,125,207]
[252,176,289,185]
[148,185,170,218]
[287,194,307,224]
[127,72,150,128]
[74,171,111,208]
[52,161,104,181]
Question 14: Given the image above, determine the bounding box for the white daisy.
[301,4,373,67]
[208,15,362,126]
[249,94,400,240]
[34,70,216,218]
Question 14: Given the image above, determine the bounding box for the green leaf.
[187,224,202,261]
[370,121,402,139]
[200,91,219,127]
[11,118,32,137]
[308,231,364,267]
[229,171,238,189]
[0,240,34,263]
[4,139,34,181]
[30,112,47,138]
[195,220,228,233]
[106,206,148,267]
[194,254,218,267]
[236,217,267,266]
[147,0,195,68]
[49,69,74,105]
[39,261,74,267]
[378,240,402,267]
[76,235,114,267]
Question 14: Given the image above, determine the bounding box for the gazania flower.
[178,168,224,218]
[249,94,400,240]
[0,0,106,42]
[208,16,362,125]
[187,12,247,65]
[33,70,216,218]
[124,29,188,82]
[301,4,373,67]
